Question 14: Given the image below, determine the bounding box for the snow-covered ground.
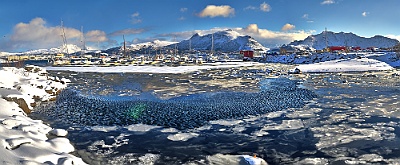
[263,52,400,73]
[0,66,86,165]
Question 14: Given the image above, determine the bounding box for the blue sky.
[1,0,399,52]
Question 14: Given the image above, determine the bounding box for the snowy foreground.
[0,66,86,165]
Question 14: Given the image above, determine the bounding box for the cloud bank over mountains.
[0,17,315,52]
[3,18,108,51]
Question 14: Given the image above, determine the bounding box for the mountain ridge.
[4,30,399,55]
[289,31,399,50]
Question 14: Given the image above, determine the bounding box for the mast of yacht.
[211,33,214,55]
[60,20,69,56]
[189,37,192,52]
[80,26,86,55]
[324,27,328,51]
[174,36,178,56]
[123,35,127,58]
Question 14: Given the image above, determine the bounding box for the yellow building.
[7,55,29,61]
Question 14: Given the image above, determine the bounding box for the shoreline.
[0,65,87,164]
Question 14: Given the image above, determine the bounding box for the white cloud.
[178,16,186,21]
[198,5,235,18]
[321,0,335,5]
[302,14,309,19]
[85,30,107,42]
[130,12,142,24]
[109,28,147,36]
[260,2,271,12]
[180,8,188,12]
[281,23,296,31]
[244,5,257,10]
[385,34,400,42]
[2,17,109,52]
[244,24,260,33]
[362,11,368,17]
[238,24,313,47]
[8,18,79,50]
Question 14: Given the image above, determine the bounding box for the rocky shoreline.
[0,65,87,165]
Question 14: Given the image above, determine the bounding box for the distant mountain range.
[3,30,399,55]
[106,29,268,54]
[289,31,399,50]
[167,29,268,52]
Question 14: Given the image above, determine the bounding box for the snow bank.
[0,66,86,164]
[263,52,399,73]
[297,58,393,73]
[0,65,69,112]
[46,62,263,74]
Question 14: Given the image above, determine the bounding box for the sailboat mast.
[61,20,69,55]
[211,33,214,55]
[189,38,192,52]
[80,26,86,55]
[123,35,126,58]
[324,27,328,50]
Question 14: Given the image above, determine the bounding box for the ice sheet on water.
[261,119,304,131]
[124,124,161,133]
[167,132,199,141]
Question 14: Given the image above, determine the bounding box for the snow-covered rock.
[0,66,86,165]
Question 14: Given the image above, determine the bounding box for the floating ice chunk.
[89,125,119,132]
[297,158,329,164]
[262,119,304,130]
[358,154,384,162]
[232,126,246,133]
[206,154,268,165]
[60,78,71,84]
[167,133,199,141]
[252,129,269,137]
[124,124,161,133]
[160,128,179,133]
[264,111,285,119]
[210,119,243,126]
[242,155,268,165]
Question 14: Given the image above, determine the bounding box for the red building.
[329,46,347,52]
[240,50,254,58]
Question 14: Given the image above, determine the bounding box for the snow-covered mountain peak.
[212,29,243,40]
[172,29,267,52]
[290,31,399,50]
[21,44,83,55]
[125,40,177,51]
